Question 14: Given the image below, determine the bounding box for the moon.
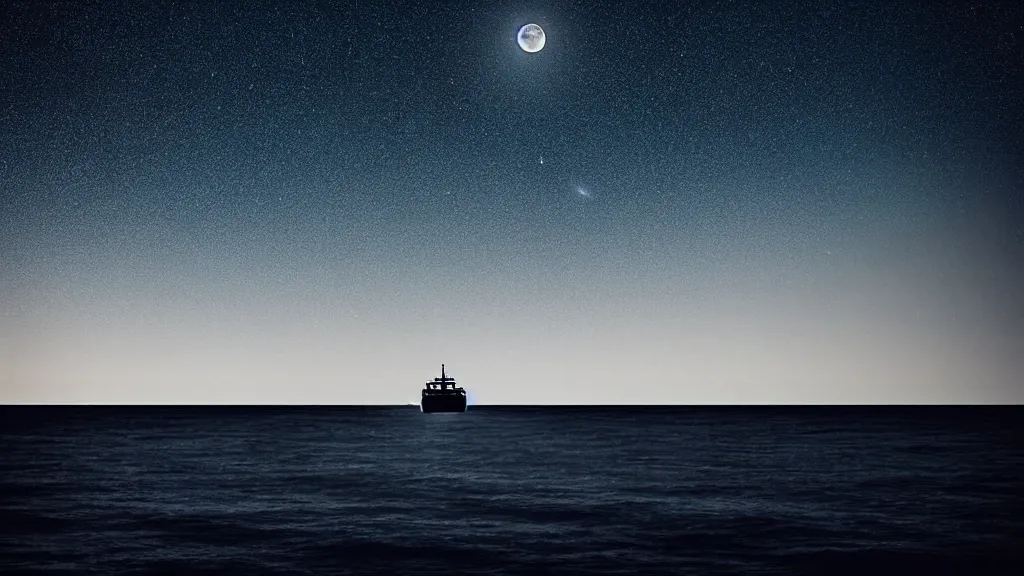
[517,23,545,53]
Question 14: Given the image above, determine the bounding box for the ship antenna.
[442,363,445,380]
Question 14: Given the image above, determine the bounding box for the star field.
[1,0,1021,403]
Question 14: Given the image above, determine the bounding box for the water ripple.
[1,406,1022,575]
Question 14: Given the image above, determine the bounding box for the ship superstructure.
[420,364,467,413]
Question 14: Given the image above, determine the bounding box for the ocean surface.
[1,406,1021,575]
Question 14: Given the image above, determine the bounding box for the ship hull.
[421,394,467,413]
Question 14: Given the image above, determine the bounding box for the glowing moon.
[517,23,545,53]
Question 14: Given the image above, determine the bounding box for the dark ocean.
[1,406,1022,575]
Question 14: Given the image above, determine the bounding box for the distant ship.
[420,364,467,413]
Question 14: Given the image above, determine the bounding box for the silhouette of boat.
[421,364,467,413]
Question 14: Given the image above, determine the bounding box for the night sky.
[2,0,1022,404]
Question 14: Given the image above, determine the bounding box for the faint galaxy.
[1,0,1021,403]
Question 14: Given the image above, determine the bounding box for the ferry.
[420,364,467,413]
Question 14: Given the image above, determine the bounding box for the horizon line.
[1,403,1020,408]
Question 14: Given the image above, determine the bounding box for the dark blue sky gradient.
[2,0,1021,403]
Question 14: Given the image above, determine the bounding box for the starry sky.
[2,0,1022,404]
